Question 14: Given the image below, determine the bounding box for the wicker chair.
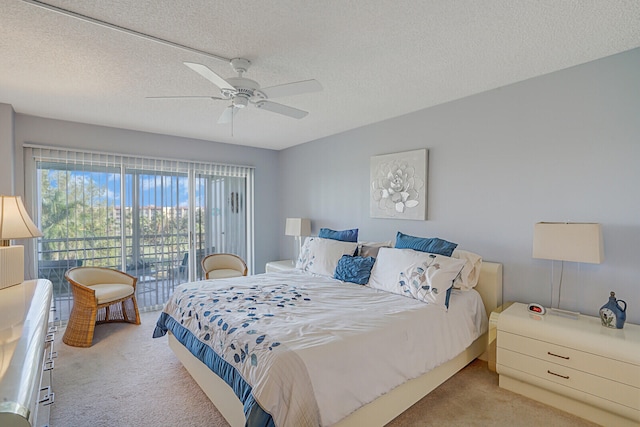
[63,267,141,347]
[201,253,248,279]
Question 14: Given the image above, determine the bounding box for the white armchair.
[201,254,248,279]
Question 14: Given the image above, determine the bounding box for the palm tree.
[39,169,117,266]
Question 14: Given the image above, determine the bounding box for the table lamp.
[532,222,603,318]
[285,218,311,261]
[0,196,43,290]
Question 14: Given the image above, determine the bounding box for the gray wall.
[279,48,640,323]
[11,115,280,273]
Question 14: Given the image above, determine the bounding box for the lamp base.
[0,245,25,290]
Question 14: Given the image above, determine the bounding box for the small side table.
[265,260,295,273]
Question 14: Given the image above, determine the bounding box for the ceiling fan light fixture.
[232,95,249,109]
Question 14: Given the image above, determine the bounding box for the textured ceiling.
[1,1,640,150]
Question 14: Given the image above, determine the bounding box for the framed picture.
[370,149,427,220]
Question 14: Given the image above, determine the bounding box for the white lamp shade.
[0,196,41,289]
[0,196,43,241]
[533,222,603,264]
[285,218,311,237]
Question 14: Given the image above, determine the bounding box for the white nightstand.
[496,302,640,426]
[265,260,296,273]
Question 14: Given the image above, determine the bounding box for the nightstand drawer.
[498,331,640,388]
[498,347,640,412]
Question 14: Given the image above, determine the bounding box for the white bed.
[157,260,503,427]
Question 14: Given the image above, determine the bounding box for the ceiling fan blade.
[258,79,322,99]
[254,101,308,119]
[184,62,235,92]
[146,96,226,100]
[218,106,237,124]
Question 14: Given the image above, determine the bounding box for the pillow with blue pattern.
[334,255,376,285]
[296,237,358,277]
[394,231,457,257]
[319,227,359,242]
[368,247,465,310]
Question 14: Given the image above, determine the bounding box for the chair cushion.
[89,284,135,304]
[207,269,244,279]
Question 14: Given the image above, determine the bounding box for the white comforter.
[161,269,488,427]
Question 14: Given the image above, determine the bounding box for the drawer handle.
[547,351,569,360]
[39,386,55,406]
[547,370,569,380]
[48,340,57,360]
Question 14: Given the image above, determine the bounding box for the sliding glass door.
[125,169,190,307]
[35,161,123,319]
[194,173,248,281]
[26,146,254,323]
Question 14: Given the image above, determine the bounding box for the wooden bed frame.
[166,261,503,427]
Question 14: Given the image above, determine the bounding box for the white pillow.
[451,249,483,290]
[368,247,466,310]
[357,240,393,258]
[296,237,358,277]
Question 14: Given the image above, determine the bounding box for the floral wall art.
[370,149,427,220]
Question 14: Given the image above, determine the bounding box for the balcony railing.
[38,235,212,323]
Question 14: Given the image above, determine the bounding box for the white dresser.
[0,279,55,427]
[496,302,640,427]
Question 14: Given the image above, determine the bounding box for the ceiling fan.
[149,58,322,124]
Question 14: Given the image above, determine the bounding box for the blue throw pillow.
[394,231,458,257]
[319,227,359,242]
[334,255,376,285]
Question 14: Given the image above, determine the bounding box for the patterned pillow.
[394,231,458,257]
[334,255,376,285]
[318,227,359,242]
[296,237,358,277]
[368,247,466,310]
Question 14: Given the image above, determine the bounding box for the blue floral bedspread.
[154,274,321,427]
[154,270,487,427]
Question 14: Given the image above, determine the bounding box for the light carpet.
[50,310,597,427]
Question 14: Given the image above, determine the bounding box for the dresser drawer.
[498,347,640,411]
[498,331,640,388]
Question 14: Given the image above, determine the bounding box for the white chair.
[201,253,248,279]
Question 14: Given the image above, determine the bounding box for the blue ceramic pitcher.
[599,291,626,329]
